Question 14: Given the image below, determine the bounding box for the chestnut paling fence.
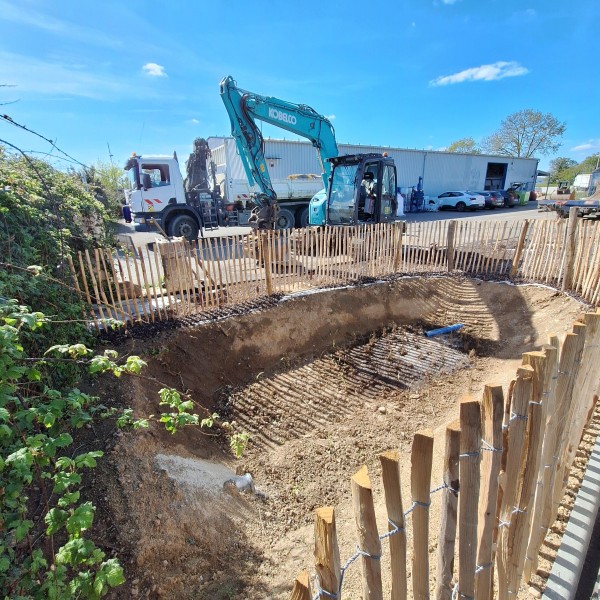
[70,212,600,329]
[289,310,600,600]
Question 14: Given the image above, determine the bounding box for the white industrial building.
[208,137,539,199]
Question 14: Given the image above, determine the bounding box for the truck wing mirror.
[142,173,152,190]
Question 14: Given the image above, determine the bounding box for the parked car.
[471,190,505,209]
[437,191,485,212]
[499,190,518,208]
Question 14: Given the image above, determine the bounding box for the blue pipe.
[425,323,464,337]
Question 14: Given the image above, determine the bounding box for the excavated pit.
[103,276,588,600]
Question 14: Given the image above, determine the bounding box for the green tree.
[446,137,481,154]
[549,157,577,183]
[553,154,600,185]
[482,109,566,158]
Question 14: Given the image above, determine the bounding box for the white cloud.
[142,63,167,77]
[326,114,336,121]
[570,139,600,153]
[0,51,177,101]
[189,118,200,125]
[0,0,122,48]
[430,61,529,86]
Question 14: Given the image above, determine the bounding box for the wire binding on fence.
[311,481,454,600]
[481,439,503,453]
[504,410,528,429]
[498,506,528,529]
[451,582,475,600]
[449,560,495,598]
[459,450,481,459]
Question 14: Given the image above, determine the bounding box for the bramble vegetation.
[1,301,249,598]
[0,147,250,598]
[0,302,126,598]
[0,147,112,384]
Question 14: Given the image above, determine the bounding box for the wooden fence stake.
[393,222,404,272]
[411,429,434,600]
[509,220,530,278]
[447,220,456,272]
[548,329,586,527]
[83,249,109,324]
[496,366,534,600]
[475,385,504,600]
[523,345,559,582]
[458,398,481,600]
[289,571,312,600]
[380,450,407,600]
[103,249,127,322]
[503,388,544,597]
[561,206,579,291]
[67,254,99,331]
[261,232,274,296]
[351,465,383,600]
[435,420,461,600]
[314,507,341,600]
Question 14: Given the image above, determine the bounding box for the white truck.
[124,146,325,238]
[124,152,218,240]
[208,136,324,229]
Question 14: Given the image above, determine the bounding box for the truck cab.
[310,154,398,226]
[124,154,213,240]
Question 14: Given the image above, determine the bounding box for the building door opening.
[485,163,508,190]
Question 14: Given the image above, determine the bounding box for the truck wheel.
[296,207,310,228]
[275,208,295,230]
[168,215,199,241]
[455,201,466,212]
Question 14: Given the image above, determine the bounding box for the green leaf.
[56,538,97,566]
[12,519,34,541]
[55,456,74,470]
[54,432,73,448]
[57,490,81,507]
[45,507,68,535]
[0,556,10,572]
[26,367,42,381]
[66,502,95,536]
[74,451,103,469]
[53,470,81,494]
[124,355,146,375]
[102,558,125,587]
[30,548,47,572]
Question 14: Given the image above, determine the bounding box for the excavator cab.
[326,154,397,226]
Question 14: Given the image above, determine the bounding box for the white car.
[437,191,485,212]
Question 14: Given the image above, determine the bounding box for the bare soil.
[90,277,588,599]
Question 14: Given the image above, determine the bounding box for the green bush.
[0,302,125,599]
[0,148,112,384]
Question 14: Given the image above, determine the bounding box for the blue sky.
[1,0,598,173]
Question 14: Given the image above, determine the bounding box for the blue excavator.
[220,76,398,230]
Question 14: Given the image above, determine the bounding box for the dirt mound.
[96,278,586,599]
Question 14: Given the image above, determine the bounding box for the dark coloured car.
[472,191,505,209]
[499,190,518,208]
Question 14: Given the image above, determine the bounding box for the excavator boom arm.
[220,76,338,228]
